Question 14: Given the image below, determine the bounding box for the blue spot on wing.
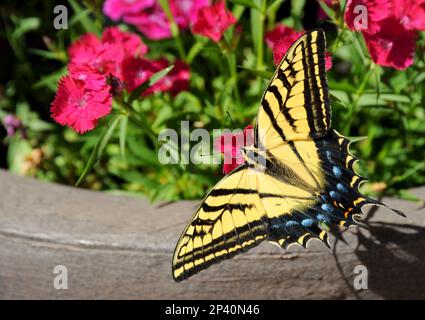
[321,203,332,212]
[337,183,347,192]
[317,214,330,223]
[285,220,299,227]
[333,166,342,178]
[301,219,315,227]
[330,191,340,200]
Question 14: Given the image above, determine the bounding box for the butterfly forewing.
[256,29,331,150]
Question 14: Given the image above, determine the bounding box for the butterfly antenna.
[226,110,234,124]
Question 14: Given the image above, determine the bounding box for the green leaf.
[12,17,40,39]
[151,184,176,202]
[116,170,158,189]
[329,90,350,106]
[28,48,66,62]
[267,0,284,12]
[187,38,207,63]
[414,71,425,84]
[119,115,128,160]
[352,32,367,62]
[391,162,425,184]
[152,105,173,128]
[127,65,174,104]
[374,65,381,104]
[33,67,67,91]
[68,0,97,33]
[76,115,119,186]
[250,0,265,69]
[127,136,160,167]
[158,0,185,58]
[7,136,32,174]
[229,0,261,11]
[68,8,92,29]
[317,0,335,21]
[379,93,411,103]
[290,0,305,29]
[97,115,120,159]
[330,91,349,109]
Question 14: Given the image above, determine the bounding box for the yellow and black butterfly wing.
[253,29,404,249]
[255,29,330,150]
[172,165,270,282]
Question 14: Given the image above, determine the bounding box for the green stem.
[252,0,266,70]
[331,26,347,52]
[158,0,186,60]
[228,51,240,103]
[345,64,375,133]
[119,99,158,150]
[129,113,158,150]
[187,38,207,64]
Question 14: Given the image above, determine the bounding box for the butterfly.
[172,29,404,282]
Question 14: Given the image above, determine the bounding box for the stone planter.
[0,169,424,299]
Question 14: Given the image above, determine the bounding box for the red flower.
[265,24,332,70]
[67,33,101,59]
[102,26,148,58]
[266,25,303,64]
[192,1,237,42]
[68,33,124,78]
[265,24,300,49]
[171,0,210,30]
[214,125,254,174]
[325,52,333,71]
[344,0,391,34]
[68,27,148,80]
[122,57,164,92]
[104,1,210,40]
[151,60,190,96]
[363,17,416,70]
[122,57,190,96]
[70,67,110,91]
[124,4,173,40]
[392,0,425,31]
[103,0,155,21]
[51,75,112,134]
[344,0,422,70]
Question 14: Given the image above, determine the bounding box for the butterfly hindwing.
[265,129,405,250]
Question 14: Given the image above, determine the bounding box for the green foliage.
[1,0,424,203]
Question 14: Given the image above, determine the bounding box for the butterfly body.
[172,29,404,282]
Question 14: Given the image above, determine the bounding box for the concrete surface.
[0,169,424,299]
